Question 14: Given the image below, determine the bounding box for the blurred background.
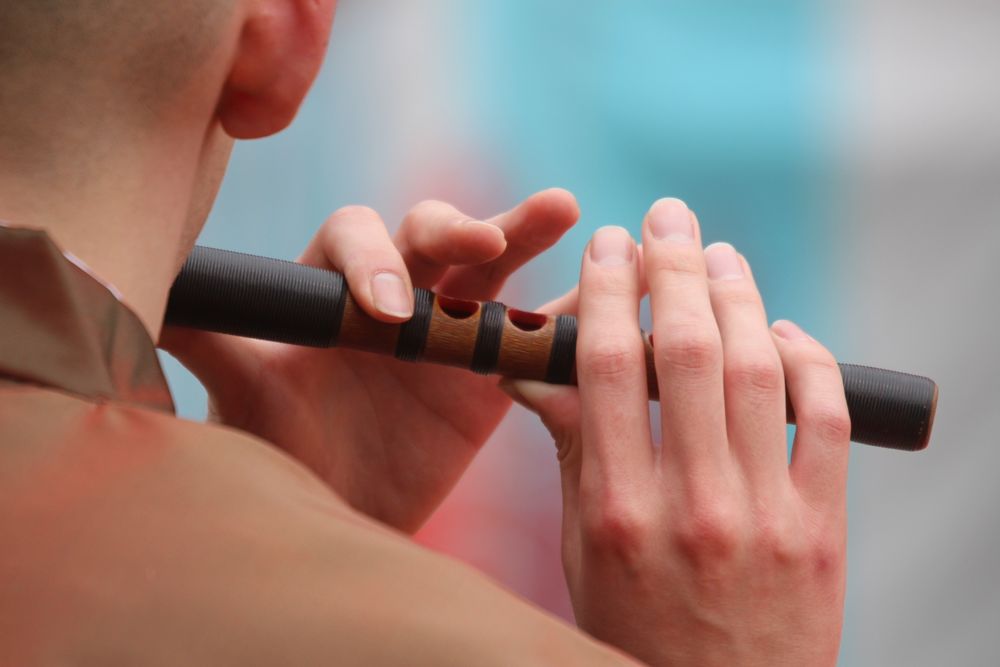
[160,1,1000,664]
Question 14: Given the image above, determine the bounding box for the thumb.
[499,379,583,538]
[157,325,255,400]
[498,379,581,451]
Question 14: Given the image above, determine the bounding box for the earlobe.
[217,0,335,139]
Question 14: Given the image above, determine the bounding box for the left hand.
[160,189,579,532]
[500,201,850,666]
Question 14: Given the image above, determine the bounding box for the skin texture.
[0,1,852,664]
[502,199,850,666]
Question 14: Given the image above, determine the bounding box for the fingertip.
[589,225,636,267]
[649,196,689,212]
[497,378,529,407]
[646,197,690,221]
[455,219,508,262]
[645,197,698,244]
[771,319,815,342]
[500,378,562,405]
[528,187,581,228]
[500,378,581,434]
[540,186,576,201]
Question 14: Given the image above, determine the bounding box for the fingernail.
[498,379,528,408]
[772,320,813,341]
[648,198,694,242]
[590,226,634,266]
[461,219,502,236]
[371,272,413,318]
[705,242,744,280]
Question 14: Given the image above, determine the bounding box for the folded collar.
[0,224,174,413]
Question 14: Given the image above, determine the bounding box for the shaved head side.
[0,1,233,134]
[0,0,236,171]
[0,0,233,101]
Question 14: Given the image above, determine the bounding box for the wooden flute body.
[165,246,938,452]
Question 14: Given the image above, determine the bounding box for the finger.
[641,198,728,475]
[503,284,580,441]
[299,205,415,322]
[501,280,586,553]
[538,286,579,316]
[157,326,254,399]
[705,244,787,486]
[576,226,653,490]
[499,380,581,458]
[501,282,582,435]
[535,245,646,318]
[394,200,507,288]
[435,188,579,300]
[506,248,650,402]
[499,273,584,544]
[498,377,584,571]
[772,320,851,511]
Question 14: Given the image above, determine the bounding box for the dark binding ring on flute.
[165,245,939,452]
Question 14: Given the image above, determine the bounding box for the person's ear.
[218,0,336,139]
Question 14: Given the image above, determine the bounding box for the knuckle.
[754,516,808,566]
[783,339,839,376]
[725,353,783,394]
[715,282,762,308]
[808,538,844,579]
[674,502,741,565]
[657,327,722,378]
[582,341,641,381]
[648,247,705,278]
[338,257,370,282]
[405,199,448,223]
[338,245,401,277]
[327,204,380,227]
[589,269,637,296]
[586,279,635,305]
[804,349,840,375]
[799,401,852,443]
[583,500,654,566]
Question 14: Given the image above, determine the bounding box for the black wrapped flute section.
[165,246,937,452]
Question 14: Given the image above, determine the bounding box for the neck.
[0,118,232,340]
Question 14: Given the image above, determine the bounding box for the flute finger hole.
[508,309,547,332]
[438,296,479,320]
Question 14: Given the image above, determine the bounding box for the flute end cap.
[915,383,939,452]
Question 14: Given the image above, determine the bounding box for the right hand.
[501,198,851,666]
[161,189,580,533]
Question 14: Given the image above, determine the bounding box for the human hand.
[160,189,580,533]
[501,198,850,666]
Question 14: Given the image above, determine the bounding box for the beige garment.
[0,226,633,665]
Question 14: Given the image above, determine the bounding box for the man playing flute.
[0,1,851,664]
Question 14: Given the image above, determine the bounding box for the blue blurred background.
[161,1,1000,663]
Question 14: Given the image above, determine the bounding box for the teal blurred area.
[464,1,837,334]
